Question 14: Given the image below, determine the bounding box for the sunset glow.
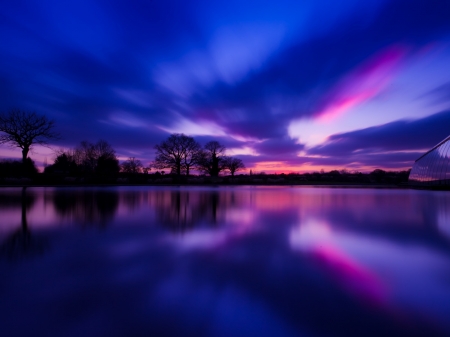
[1,0,450,172]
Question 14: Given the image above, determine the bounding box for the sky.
[1,0,450,173]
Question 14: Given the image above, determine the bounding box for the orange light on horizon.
[246,160,409,174]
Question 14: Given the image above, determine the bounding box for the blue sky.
[1,0,450,172]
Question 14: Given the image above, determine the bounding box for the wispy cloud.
[1,0,450,171]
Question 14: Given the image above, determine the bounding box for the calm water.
[1,186,450,337]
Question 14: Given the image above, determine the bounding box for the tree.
[370,169,386,183]
[197,141,226,177]
[0,109,60,164]
[224,157,245,176]
[44,151,78,175]
[182,137,202,176]
[0,158,38,177]
[74,140,119,175]
[96,152,120,176]
[121,157,143,174]
[153,134,201,177]
[48,140,119,177]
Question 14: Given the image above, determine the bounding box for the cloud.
[305,110,450,168]
[185,0,450,141]
[420,81,450,106]
[253,138,304,158]
[313,45,407,122]
[1,0,450,171]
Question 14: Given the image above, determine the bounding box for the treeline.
[0,159,410,186]
[0,158,38,181]
[258,169,411,184]
[42,134,244,181]
[0,109,411,185]
[0,133,244,183]
[0,132,410,185]
[153,134,244,177]
[43,140,120,181]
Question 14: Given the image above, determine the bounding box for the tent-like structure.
[409,136,450,185]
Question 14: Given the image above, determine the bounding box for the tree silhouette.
[224,157,245,176]
[75,140,119,176]
[153,134,201,177]
[121,157,143,174]
[0,158,38,177]
[197,141,226,177]
[0,109,60,164]
[182,136,202,176]
[47,140,119,178]
[44,150,79,175]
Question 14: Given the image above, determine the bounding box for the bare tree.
[73,140,119,175]
[45,140,119,178]
[224,157,245,176]
[121,157,143,174]
[46,150,78,175]
[0,109,60,164]
[153,134,201,177]
[182,137,202,176]
[197,141,226,177]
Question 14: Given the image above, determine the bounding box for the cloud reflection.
[1,187,450,335]
[290,219,388,306]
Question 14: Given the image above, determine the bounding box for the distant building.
[409,135,450,185]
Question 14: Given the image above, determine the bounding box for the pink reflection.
[290,220,388,306]
[311,245,388,306]
[316,45,407,122]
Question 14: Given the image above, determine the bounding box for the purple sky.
[1,0,450,172]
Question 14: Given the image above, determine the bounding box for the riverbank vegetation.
[0,156,410,186]
[0,110,410,186]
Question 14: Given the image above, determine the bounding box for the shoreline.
[0,182,442,190]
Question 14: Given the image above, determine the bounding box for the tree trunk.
[211,154,219,177]
[22,147,29,164]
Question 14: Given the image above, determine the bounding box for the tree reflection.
[0,187,34,209]
[120,190,146,211]
[52,189,119,226]
[0,187,46,259]
[154,190,226,232]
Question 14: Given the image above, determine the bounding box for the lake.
[1,186,450,337]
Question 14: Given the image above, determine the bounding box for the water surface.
[1,186,450,336]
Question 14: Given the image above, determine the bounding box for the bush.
[0,158,38,178]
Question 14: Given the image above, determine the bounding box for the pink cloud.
[316,45,408,122]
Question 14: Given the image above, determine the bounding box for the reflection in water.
[154,190,223,231]
[116,188,239,232]
[53,189,119,226]
[0,187,46,259]
[0,186,35,210]
[290,219,388,306]
[1,187,450,336]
